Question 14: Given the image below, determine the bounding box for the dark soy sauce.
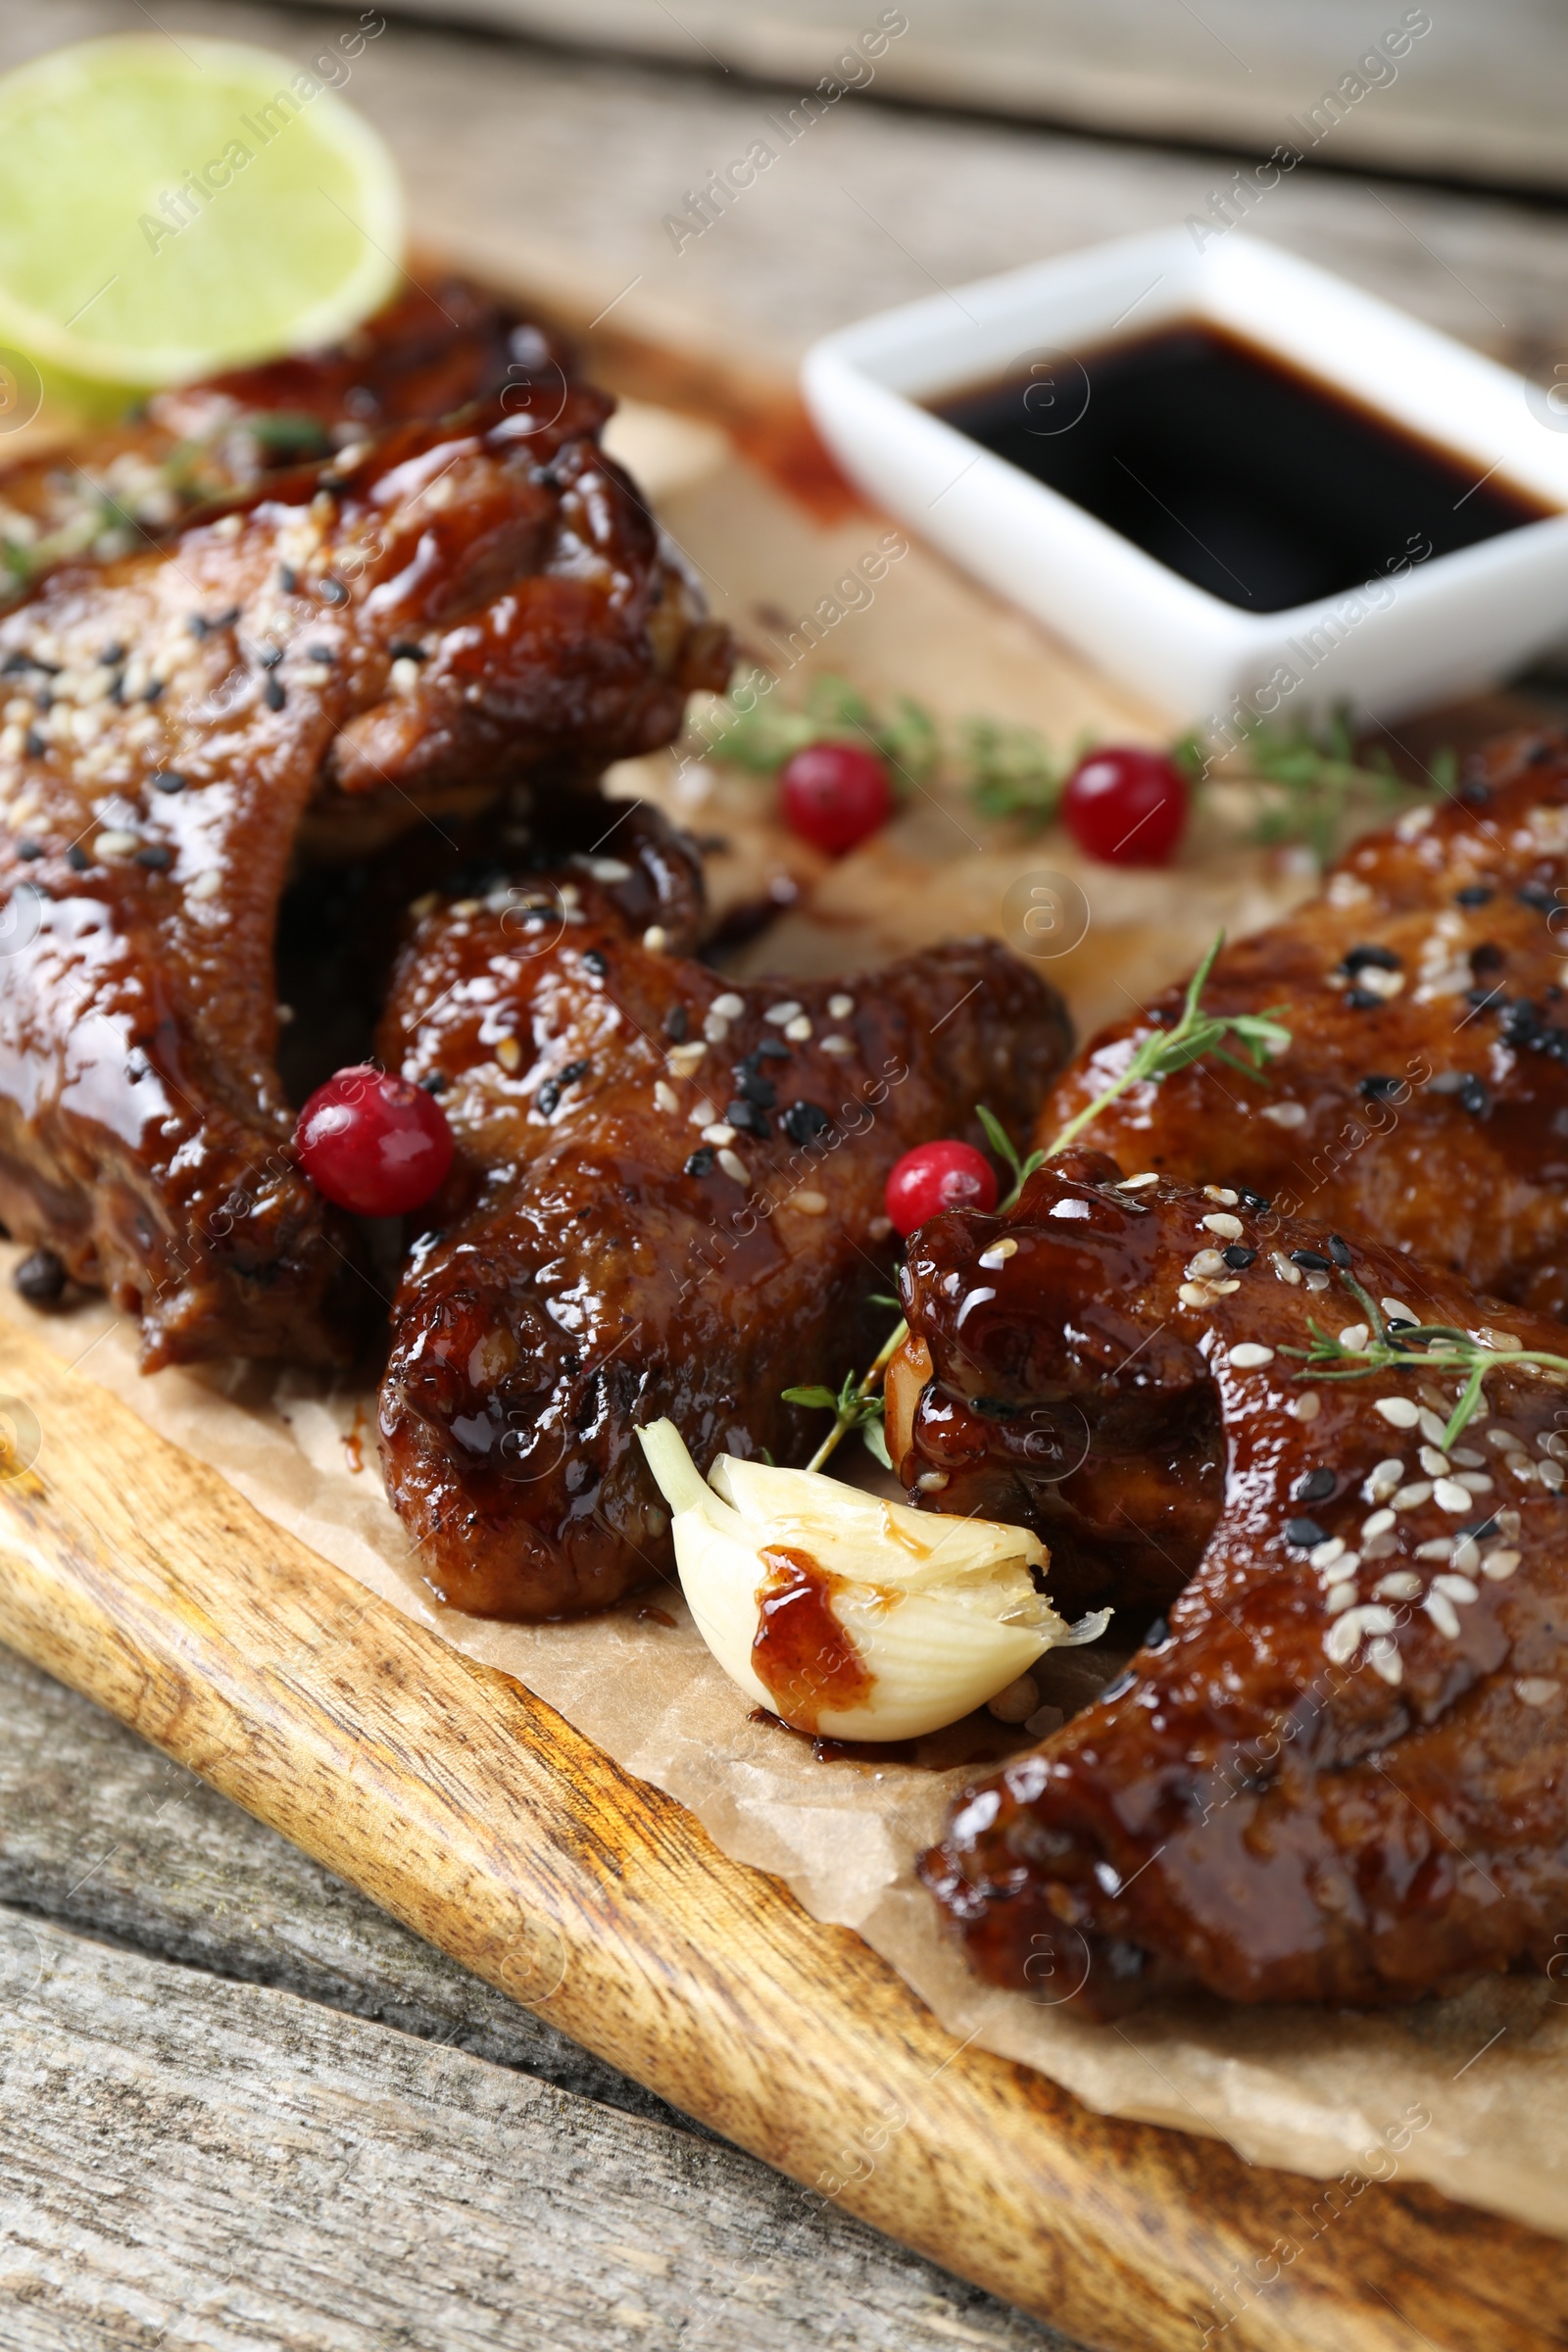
[930,321,1553,613]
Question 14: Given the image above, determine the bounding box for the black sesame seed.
[536,1079,562,1116]
[581,949,609,977]
[318,576,349,606]
[318,474,346,494]
[1464,984,1500,1009]
[726,1098,771,1139]
[1527,742,1559,765]
[99,641,125,665]
[1327,1235,1351,1267]
[1099,1669,1137,1704]
[1285,1516,1327,1549]
[16,839,41,859]
[1459,780,1492,805]
[1237,1188,1271,1213]
[663,1004,689,1043]
[684,1147,715,1177]
[149,769,186,794]
[1359,1074,1402,1101]
[133,844,172,869]
[258,643,284,668]
[1346,987,1383,1011]
[264,675,285,710]
[1291,1249,1331,1272]
[66,844,90,871]
[732,1065,777,1109]
[1518,879,1558,911]
[187,614,210,639]
[1455,883,1494,907]
[142,679,163,704]
[1,653,28,674]
[1221,1245,1256,1269]
[306,643,336,663]
[388,639,427,662]
[1470,942,1504,977]
[13,1248,66,1307]
[106,672,124,705]
[215,607,240,628]
[24,729,44,759]
[419,1071,448,1095]
[754,1037,791,1060]
[1340,943,1401,975]
[781,1101,834,1147]
[1293,1467,1337,1504]
[278,564,298,593]
[1462,1516,1500,1542]
[560,1060,590,1086]
[1459,1075,1491,1116]
[1143,1616,1169,1649]
[32,689,50,713]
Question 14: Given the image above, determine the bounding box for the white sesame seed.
[1414,1538,1452,1560]
[1455,1470,1494,1495]
[1495,1508,1522,1539]
[1212,1279,1241,1295]
[915,1469,948,1493]
[1542,1459,1566,1493]
[784,1014,812,1042]
[580,857,632,883]
[978,1239,1017,1269]
[1228,1343,1274,1368]
[716,1148,750,1186]
[1374,1570,1421,1599]
[495,1036,521,1072]
[1381,1298,1417,1325]
[188,869,221,901]
[1367,1638,1403,1687]
[788,1189,828,1215]
[1477,1327,1523,1353]
[702,1122,736,1148]
[1324,1602,1396,1663]
[1450,1536,1482,1575]
[558,884,581,908]
[1303,1270,1331,1293]
[1310,1537,1347,1570]
[1392,1480,1434,1512]
[93,829,138,858]
[711,992,744,1019]
[1202,1187,1240,1206]
[1396,804,1435,840]
[1261,1102,1306,1128]
[1202,1212,1244,1240]
[642,925,668,953]
[763,1000,802,1026]
[820,1034,854,1056]
[1481,1550,1520,1581]
[1324,1581,1357,1614]
[1509,1456,1541,1484]
[1433,1573,1479,1603]
[1178,1283,1214,1308]
[1415,1406,1449,1447]
[1361,1508,1396,1540]
[1362,1532,1397,1560]
[1449,1446,1486,1469]
[1338,1323,1371,1351]
[1375,1396,1420,1430]
[1186,1250,1228,1279]
[1516,1678,1561,1707]
[1424,1590,1461,1638]
[654,1081,678,1112]
[1117,1173,1160,1191]
[390,657,420,694]
[1270,1250,1302,1286]
[1355,965,1404,1001]
[1541,1432,1568,1461]
[450,899,481,919]
[1418,1445,1450,1478]
[688,1098,716,1127]
[868,1215,893,1242]
[1290,1391,1321,1421]
[703,1011,730,1043]
[667,1044,706,1077]
[1434,1478,1472,1514]
[827,993,854,1018]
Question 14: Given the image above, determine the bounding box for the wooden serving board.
[2,1320,1565,2352]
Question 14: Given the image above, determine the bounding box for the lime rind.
[0,34,405,390]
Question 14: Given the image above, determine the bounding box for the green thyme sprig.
[1281,1271,1568,1450]
[1223,708,1455,865]
[785,931,1294,1473]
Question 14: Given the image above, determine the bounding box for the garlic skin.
[637,1419,1109,1741]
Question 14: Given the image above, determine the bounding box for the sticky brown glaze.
[0,275,573,603]
[910,1152,1568,2015]
[375,873,1070,1619]
[0,394,728,1368]
[1038,734,1568,1319]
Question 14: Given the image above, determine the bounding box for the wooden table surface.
[5,5,1568,2346]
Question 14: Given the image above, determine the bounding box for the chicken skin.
[909,1152,1568,2016]
[1039,733,1568,1318]
[0,392,727,1367]
[376,831,1070,1619]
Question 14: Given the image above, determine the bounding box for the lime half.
[0,34,405,391]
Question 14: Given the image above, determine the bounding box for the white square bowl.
[800,228,1568,729]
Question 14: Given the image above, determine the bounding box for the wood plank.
[0,1321,1563,2352]
[0,1909,1070,2352]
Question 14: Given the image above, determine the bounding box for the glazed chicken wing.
[908,1153,1568,2015]
[0,392,726,1366]
[375,840,1070,1618]
[1039,733,1568,1317]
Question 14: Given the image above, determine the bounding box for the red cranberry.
[885,1140,998,1238]
[1061,746,1188,865]
[294,1064,454,1217]
[779,741,893,857]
